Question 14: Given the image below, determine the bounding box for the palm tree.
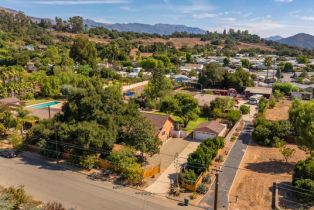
[264,56,272,82]
[15,107,37,139]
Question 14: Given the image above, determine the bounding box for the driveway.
[199,122,253,209]
[145,140,200,195]
[0,152,201,210]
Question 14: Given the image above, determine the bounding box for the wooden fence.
[181,172,205,192]
[98,158,160,178]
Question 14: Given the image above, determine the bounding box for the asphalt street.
[0,152,201,210]
[199,122,253,210]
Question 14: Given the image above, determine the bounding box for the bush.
[258,97,268,113]
[202,174,211,184]
[187,137,225,174]
[43,202,66,210]
[268,96,276,109]
[293,157,314,202]
[79,155,99,170]
[196,183,208,194]
[240,105,250,115]
[252,117,291,146]
[107,147,144,185]
[181,169,198,184]
[224,110,241,124]
[273,82,299,96]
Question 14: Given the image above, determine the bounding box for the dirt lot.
[265,99,292,121]
[229,141,308,210]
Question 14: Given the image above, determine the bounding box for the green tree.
[199,62,226,88]
[223,57,230,67]
[241,58,251,68]
[280,145,296,163]
[68,16,84,33]
[289,101,314,151]
[16,107,36,138]
[240,105,250,115]
[173,93,200,127]
[70,36,97,67]
[145,68,172,99]
[297,55,309,64]
[283,62,294,72]
[119,103,161,156]
[264,56,272,81]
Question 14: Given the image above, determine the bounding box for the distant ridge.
[265,35,283,41]
[0,6,206,35]
[277,33,314,49]
[83,19,207,35]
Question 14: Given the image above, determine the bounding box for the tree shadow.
[245,160,294,174]
[17,151,78,172]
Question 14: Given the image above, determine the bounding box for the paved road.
[199,122,253,210]
[0,152,201,210]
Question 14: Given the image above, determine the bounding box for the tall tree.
[68,16,84,33]
[264,56,272,81]
[70,36,97,67]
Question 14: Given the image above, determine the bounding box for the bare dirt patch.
[265,99,292,121]
[238,42,276,52]
[229,141,308,210]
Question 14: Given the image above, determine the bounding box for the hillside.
[278,33,314,49]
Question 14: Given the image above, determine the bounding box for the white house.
[193,121,227,141]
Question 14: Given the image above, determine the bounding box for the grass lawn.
[24,98,53,106]
[184,117,208,133]
[153,111,208,133]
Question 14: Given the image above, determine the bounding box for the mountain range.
[277,33,314,50]
[265,35,284,41]
[1,6,314,48]
[83,19,206,35]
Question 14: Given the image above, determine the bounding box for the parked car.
[0,150,18,158]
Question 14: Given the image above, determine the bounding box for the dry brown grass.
[265,99,292,121]
[229,141,308,210]
[238,42,276,52]
[51,31,276,52]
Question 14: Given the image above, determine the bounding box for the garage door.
[193,131,215,141]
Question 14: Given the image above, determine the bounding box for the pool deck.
[26,101,64,120]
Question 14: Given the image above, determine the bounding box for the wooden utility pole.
[48,106,51,120]
[214,168,222,210]
[214,171,219,210]
[54,122,59,164]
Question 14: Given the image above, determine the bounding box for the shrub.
[196,183,208,194]
[107,147,144,185]
[240,105,250,115]
[268,96,276,109]
[202,174,211,184]
[293,157,314,202]
[187,137,225,174]
[79,155,99,170]
[181,169,198,184]
[43,202,66,210]
[273,82,299,96]
[258,97,268,113]
[252,117,291,147]
[224,110,241,124]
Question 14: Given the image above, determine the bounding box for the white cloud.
[274,0,293,3]
[298,16,314,21]
[192,13,218,19]
[32,0,127,5]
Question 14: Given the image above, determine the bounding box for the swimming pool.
[30,101,60,109]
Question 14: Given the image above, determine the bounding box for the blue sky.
[1,0,314,37]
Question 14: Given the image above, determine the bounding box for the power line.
[277,186,314,197]
[278,182,314,194]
